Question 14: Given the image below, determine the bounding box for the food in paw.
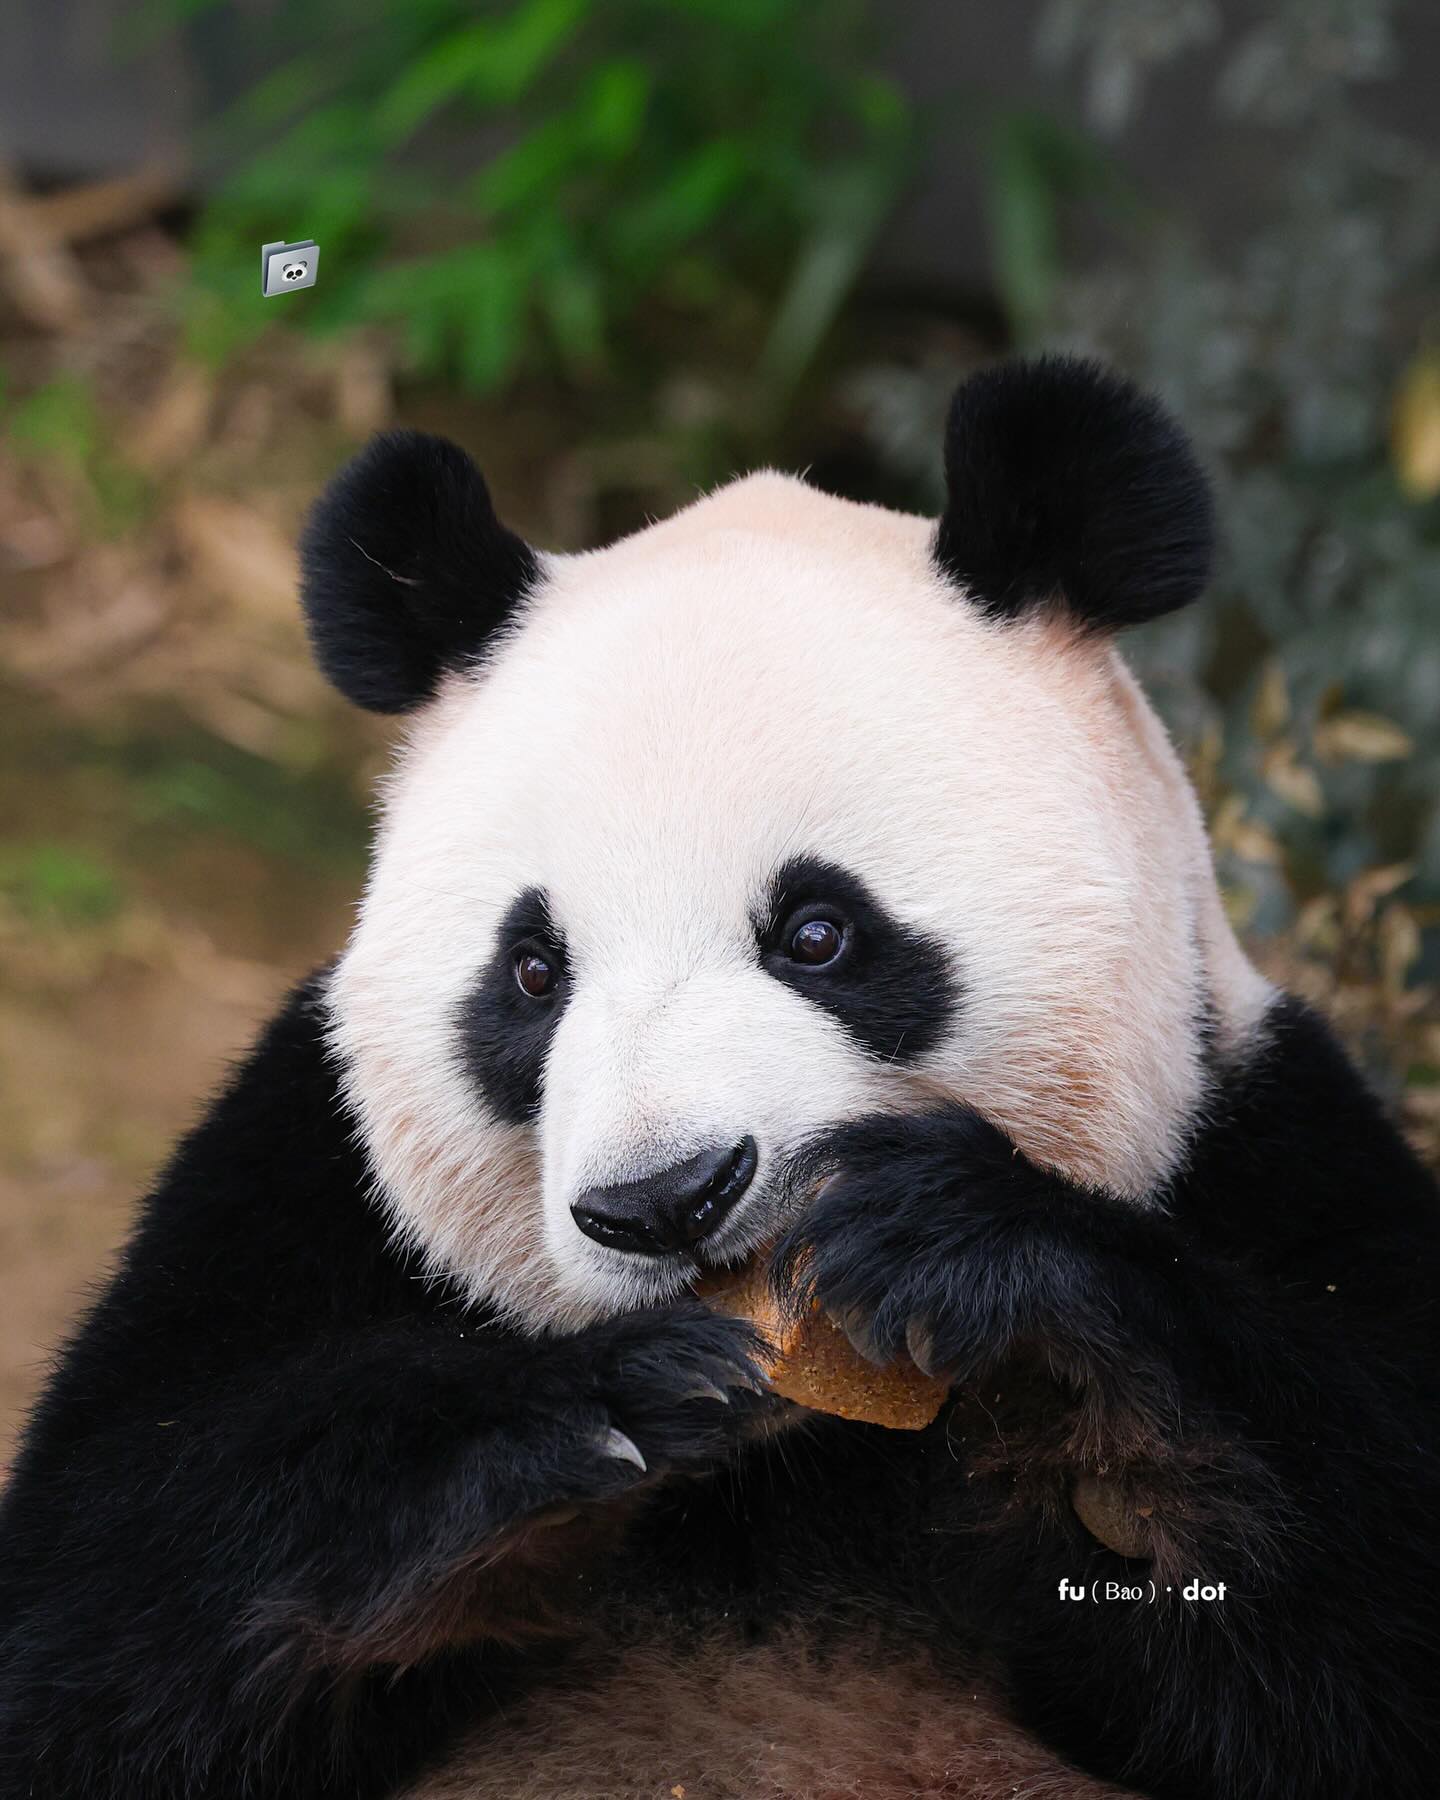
[698,1258,947,1431]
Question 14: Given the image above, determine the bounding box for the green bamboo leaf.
[473,114,588,214]
[455,246,528,391]
[538,260,608,370]
[584,60,651,158]
[759,154,906,393]
[611,141,748,271]
[375,26,494,143]
[982,115,1062,342]
[376,0,588,144]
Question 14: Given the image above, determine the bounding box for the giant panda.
[1,357,1438,1800]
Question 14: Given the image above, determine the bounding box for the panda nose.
[571,1137,758,1256]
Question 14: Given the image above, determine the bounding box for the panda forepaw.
[769,1103,1156,1390]
[511,1302,770,1518]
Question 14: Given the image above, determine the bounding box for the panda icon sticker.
[261,239,320,297]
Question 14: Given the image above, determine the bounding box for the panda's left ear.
[933,355,1214,632]
[298,430,539,713]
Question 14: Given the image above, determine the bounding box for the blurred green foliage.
[46,0,1440,1001]
[853,0,1440,976]
[978,108,1139,341]
[1,373,152,535]
[0,845,125,929]
[1036,0,1440,955]
[168,0,915,394]
[125,744,369,871]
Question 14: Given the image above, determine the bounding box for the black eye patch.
[756,856,958,1065]
[455,887,569,1125]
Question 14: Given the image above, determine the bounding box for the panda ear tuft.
[933,356,1214,633]
[298,430,539,713]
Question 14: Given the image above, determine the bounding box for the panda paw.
[769,1104,1170,1391]
[490,1302,770,1522]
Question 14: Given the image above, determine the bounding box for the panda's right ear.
[298,430,539,713]
[933,356,1213,634]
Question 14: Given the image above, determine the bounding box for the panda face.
[326,466,1268,1332]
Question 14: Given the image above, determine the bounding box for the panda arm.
[773,995,1440,1799]
[0,977,761,1800]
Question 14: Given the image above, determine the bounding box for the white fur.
[327,472,1270,1331]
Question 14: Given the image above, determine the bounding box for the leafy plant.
[0,845,125,929]
[164,0,916,396]
[979,108,1139,341]
[1029,0,1440,954]
[853,0,1440,980]
[1,374,152,534]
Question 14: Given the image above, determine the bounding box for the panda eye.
[785,914,848,968]
[514,947,558,999]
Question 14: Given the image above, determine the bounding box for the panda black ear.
[933,356,1214,633]
[298,430,539,713]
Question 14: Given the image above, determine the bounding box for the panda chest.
[400,1628,1056,1800]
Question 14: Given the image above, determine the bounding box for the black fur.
[0,980,767,1800]
[771,996,1440,1797]
[2,977,1437,1799]
[757,855,957,1064]
[299,430,539,712]
[934,357,1215,631]
[456,887,570,1125]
